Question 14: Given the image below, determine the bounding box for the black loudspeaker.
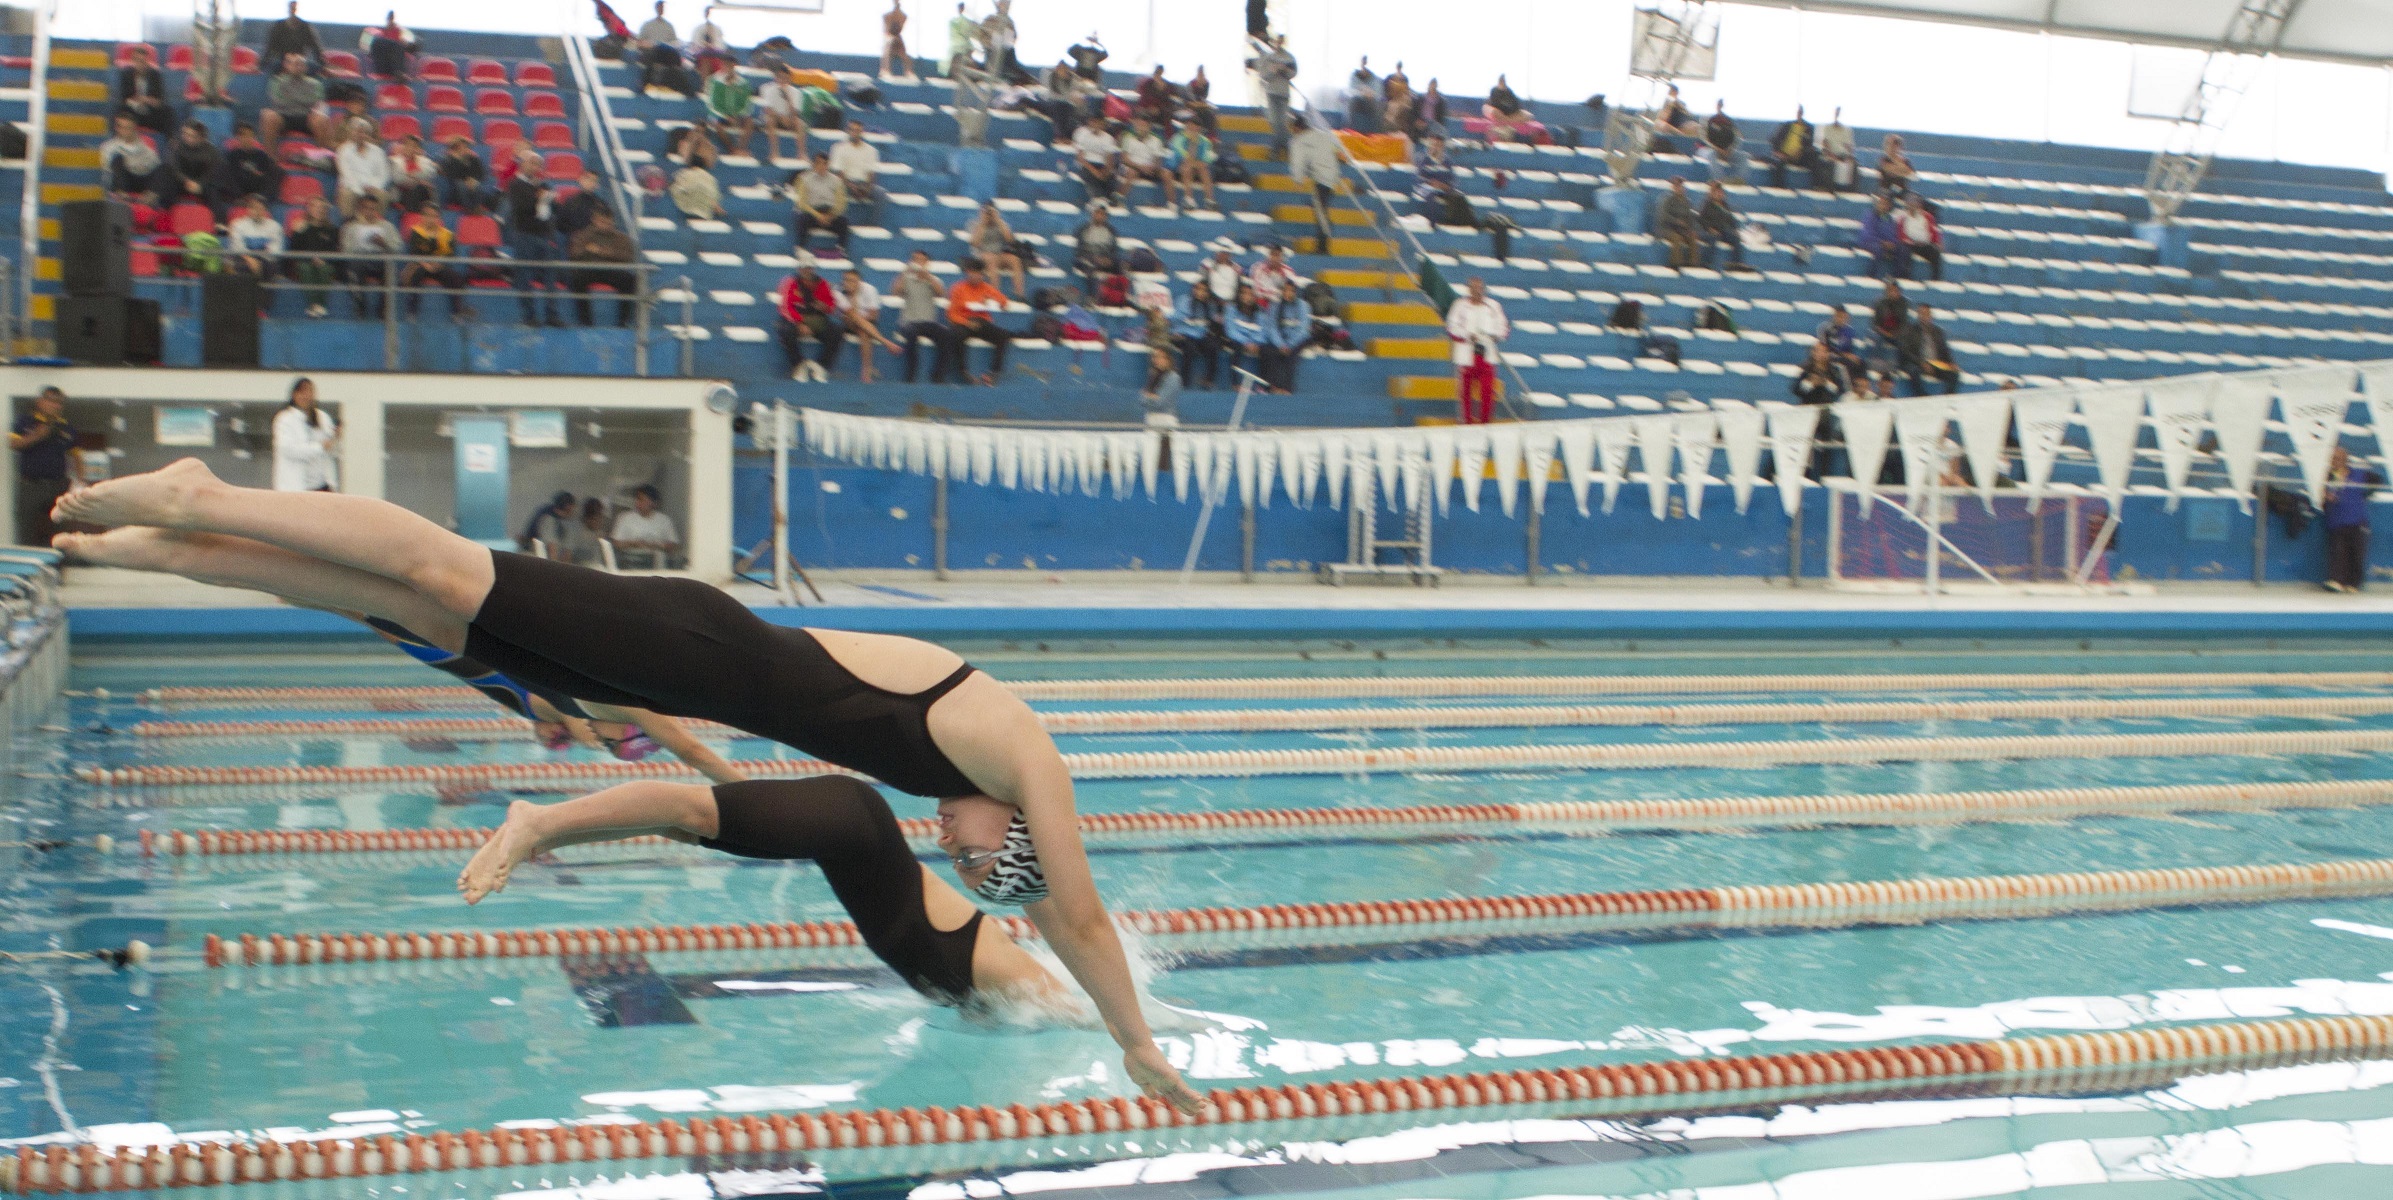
[201,273,262,367]
[56,296,161,366]
[60,199,133,298]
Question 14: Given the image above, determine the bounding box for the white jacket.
[1446,295,1508,365]
[1287,127,1342,188]
[272,406,339,492]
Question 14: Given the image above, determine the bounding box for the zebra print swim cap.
[972,811,1049,905]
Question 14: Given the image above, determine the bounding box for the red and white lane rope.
[133,778,2393,861]
[10,1013,2393,1192]
[196,856,2393,969]
[76,727,2393,789]
[120,692,2393,742]
[126,669,2393,709]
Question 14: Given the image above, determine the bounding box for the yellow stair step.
[1256,174,1351,195]
[1293,236,1393,259]
[1270,203,1374,227]
[1320,268,1403,288]
[1390,375,1458,401]
[43,147,98,171]
[46,113,106,136]
[46,79,107,102]
[50,48,110,71]
[29,293,52,323]
[40,183,103,204]
[1371,337,1450,360]
[1347,300,1441,325]
[1216,114,1271,134]
[34,258,59,282]
[37,218,58,241]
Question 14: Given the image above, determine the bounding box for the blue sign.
[452,415,511,545]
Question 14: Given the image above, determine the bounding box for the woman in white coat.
[271,378,339,492]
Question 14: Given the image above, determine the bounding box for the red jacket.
[777,272,836,323]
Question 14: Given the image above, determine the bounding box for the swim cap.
[972,812,1048,906]
[609,732,662,762]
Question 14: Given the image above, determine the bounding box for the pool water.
[11,638,2393,1199]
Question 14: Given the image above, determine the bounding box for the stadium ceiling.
[1723,1,2392,67]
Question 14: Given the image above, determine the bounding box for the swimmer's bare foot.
[51,526,195,572]
[54,457,218,529]
[458,800,544,904]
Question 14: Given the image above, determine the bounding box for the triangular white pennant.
[1212,438,1239,506]
[1019,434,1047,493]
[1557,424,1597,517]
[1488,426,1523,517]
[1185,434,1213,503]
[2278,367,2357,506]
[1595,419,1635,514]
[924,427,951,480]
[1455,429,1489,513]
[1834,401,1895,515]
[1374,435,1403,512]
[1234,437,1259,509]
[1279,436,1305,507]
[2206,375,2272,511]
[2143,376,2214,512]
[966,427,994,486]
[1714,405,1764,515]
[1765,404,1820,517]
[1252,436,1279,510]
[1673,412,1716,520]
[1322,435,1348,510]
[1348,449,1375,515]
[1170,432,1195,501]
[1632,415,1674,519]
[1892,397,1951,513]
[1402,443,1429,514]
[1426,429,1458,516]
[2011,390,2075,508]
[2076,385,2146,511]
[1950,394,2011,512]
[2362,363,2393,485]
[901,424,929,475]
[992,430,1019,490]
[1522,428,1559,516]
[1140,431,1161,500]
[1113,434,1141,500]
[1298,437,1324,508]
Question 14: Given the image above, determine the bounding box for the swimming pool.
[12,635,2393,1199]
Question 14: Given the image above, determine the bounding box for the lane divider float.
[120,692,2393,742]
[10,1013,2393,1192]
[77,726,2393,789]
[134,777,2393,861]
[127,669,2393,708]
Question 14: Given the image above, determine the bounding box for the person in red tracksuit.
[773,260,841,381]
[1446,275,1509,424]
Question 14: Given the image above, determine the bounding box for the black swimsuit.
[460,551,983,798]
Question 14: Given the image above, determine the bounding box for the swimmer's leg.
[56,458,494,618]
[459,781,720,903]
[56,527,468,648]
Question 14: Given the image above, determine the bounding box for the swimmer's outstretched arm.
[585,702,749,784]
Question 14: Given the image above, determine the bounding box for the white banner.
[2278,366,2357,506]
[1834,401,1895,514]
[1766,404,1820,517]
[1715,404,1766,515]
[2011,391,2076,506]
[2075,385,2147,510]
[2143,375,2215,511]
[1633,415,1675,519]
[1892,397,1951,512]
[1673,411,1717,520]
[2206,374,2272,510]
[1950,393,2011,512]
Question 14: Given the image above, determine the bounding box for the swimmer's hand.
[1125,1043,1202,1115]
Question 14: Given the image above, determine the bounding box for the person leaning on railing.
[340,195,403,318]
[568,209,640,328]
[225,194,286,278]
[286,194,342,318]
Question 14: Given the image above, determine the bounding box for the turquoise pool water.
[11,638,2393,1199]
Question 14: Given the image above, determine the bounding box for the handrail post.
[383,260,399,369]
[634,267,651,376]
[678,273,695,376]
[19,0,57,350]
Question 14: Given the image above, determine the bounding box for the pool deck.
[57,568,2393,641]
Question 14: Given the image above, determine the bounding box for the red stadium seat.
[164,44,193,71]
[377,113,421,142]
[417,56,460,82]
[480,118,523,149]
[230,45,260,73]
[474,89,518,116]
[277,174,324,205]
[467,59,509,86]
[515,62,557,89]
[114,43,155,67]
[182,77,206,101]
[424,85,467,113]
[456,213,502,248]
[523,92,565,119]
[324,50,362,77]
[375,83,416,110]
[167,202,215,236]
[541,151,582,181]
[532,121,574,149]
[130,247,161,277]
[430,115,475,145]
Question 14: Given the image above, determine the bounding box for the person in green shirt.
[703,60,756,159]
[944,1,977,75]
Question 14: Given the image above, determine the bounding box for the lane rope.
[77,726,2393,789]
[127,669,2393,708]
[195,856,2393,969]
[134,778,2393,860]
[10,1013,2393,1192]
[119,692,2393,742]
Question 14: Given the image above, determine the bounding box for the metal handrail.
[564,34,644,241]
[18,0,57,349]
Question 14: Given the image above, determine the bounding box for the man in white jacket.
[1286,119,1342,251]
[1446,276,1508,425]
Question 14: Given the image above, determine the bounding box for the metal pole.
[932,472,950,581]
[679,277,696,377]
[1524,502,1542,584]
[2252,495,2268,585]
[634,271,651,377]
[1924,482,1944,595]
[1178,368,1262,584]
[18,0,53,350]
[383,265,399,369]
[771,402,792,602]
[1240,499,1255,582]
[1785,490,1804,586]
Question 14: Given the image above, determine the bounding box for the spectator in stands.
[1482,74,1532,143]
[1171,277,1225,389]
[1200,245,1241,301]
[1696,179,1744,269]
[790,150,851,253]
[1417,78,1448,135]
[963,201,1026,297]
[1765,106,1814,191]
[335,119,389,216]
[670,155,723,218]
[1117,117,1171,207]
[387,133,437,212]
[610,484,681,568]
[1186,65,1216,124]
[1896,303,1960,396]
[1072,117,1121,203]
[555,168,609,238]
[1790,341,1848,406]
[1410,133,1457,217]
[115,44,171,137]
[1343,57,1382,134]
[1135,65,1175,125]
[828,121,881,215]
[400,199,469,317]
[703,58,756,159]
[1857,192,1908,280]
[979,0,1020,81]
[1446,275,1507,425]
[635,1,688,96]
[1168,118,1218,210]
[1035,60,1090,145]
[99,116,161,203]
[690,7,735,78]
[220,124,281,207]
[504,147,563,325]
[663,123,718,172]
[167,121,227,216]
[262,54,333,148]
[1817,106,1854,191]
[837,269,902,381]
[889,250,950,382]
[882,0,915,79]
[1699,100,1744,182]
[1870,278,1907,342]
[341,194,402,317]
[1248,243,1298,307]
[286,194,340,316]
[944,1,977,75]
[519,491,577,555]
[566,207,639,326]
[1900,194,1943,281]
[1384,70,1418,139]
[1816,305,1863,375]
[1877,133,1914,195]
[1223,281,1268,383]
[264,1,323,72]
[10,388,75,547]
[2325,446,2376,593]
[755,65,809,162]
[1654,175,1699,270]
[1287,118,1342,250]
[1140,346,1182,424]
[563,496,610,563]
[773,256,841,380]
[1072,204,1122,298]
[361,11,417,79]
[436,137,493,211]
[1260,289,1307,394]
[1067,32,1107,82]
[225,194,286,277]
[943,259,1014,385]
[1255,34,1298,160]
